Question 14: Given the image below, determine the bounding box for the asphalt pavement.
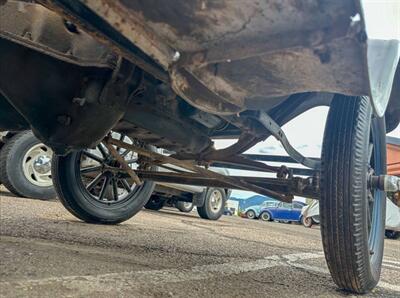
[0,187,399,297]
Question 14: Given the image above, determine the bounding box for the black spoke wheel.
[321,95,386,293]
[52,137,156,224]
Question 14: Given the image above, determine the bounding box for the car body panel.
[1,1,399,155]
[35,0,399,117]
[243,201,279,218]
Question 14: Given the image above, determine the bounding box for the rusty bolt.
[172,51,181,62]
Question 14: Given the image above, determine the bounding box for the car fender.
[365,40,400,117]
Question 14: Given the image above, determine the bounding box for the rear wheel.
[321,95,386,293]
[176,201,194,213]
[52,137,156,224]
[144,196,165,211]
[259,212,271,221]
[197,188,226,220]
[0,131,55,199]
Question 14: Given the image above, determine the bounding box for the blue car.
[243,201,278,219]
[259,201,306,223]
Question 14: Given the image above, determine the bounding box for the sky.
[219,1,400,199]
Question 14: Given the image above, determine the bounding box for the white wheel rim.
[209,190,223,212]
[183,202,192,209]
[22,143,53,187]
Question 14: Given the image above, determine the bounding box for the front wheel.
[321,95,386,293]
[246,210,256,220]
[52,140,156,224]
[197,188,226,220]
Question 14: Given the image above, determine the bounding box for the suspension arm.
[118,170,320,201]
[106,136,293,201]
[256,112,321,169]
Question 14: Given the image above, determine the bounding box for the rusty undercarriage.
[0,0,399,294]
[0,1,398,199]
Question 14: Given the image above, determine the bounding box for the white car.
[301,199,400,239]
[145,165,231,220]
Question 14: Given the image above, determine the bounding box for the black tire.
[52,146,156,224]
[145,196,165,211]
[259,211,271,221]
[176,201,194,213]
[246,209,256,219]
[197,188,226,220]
[385,230,400,239]
[321,95,386,293]
[0,131,56,200]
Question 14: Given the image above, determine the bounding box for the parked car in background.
[259,201,306,223]
[299,198,400,238]
[385,196,400,239]
[145,167,231,220]
[224,207,234,216]
[0,131,56,200]
[301,200,320,228]
[243,200,279,219]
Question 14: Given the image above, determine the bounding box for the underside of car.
[0,0,399,294]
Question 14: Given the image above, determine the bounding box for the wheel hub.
[22,144,53,187]
[78,136,145,204]
[33,155,52,174]
[209,191,223,211]
[369,174,400,192]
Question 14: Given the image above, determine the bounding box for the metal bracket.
[103,138,142,185]
[257,111,321,170]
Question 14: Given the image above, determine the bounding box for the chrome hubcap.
[209,190,223,212]
[22,144,53,187]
